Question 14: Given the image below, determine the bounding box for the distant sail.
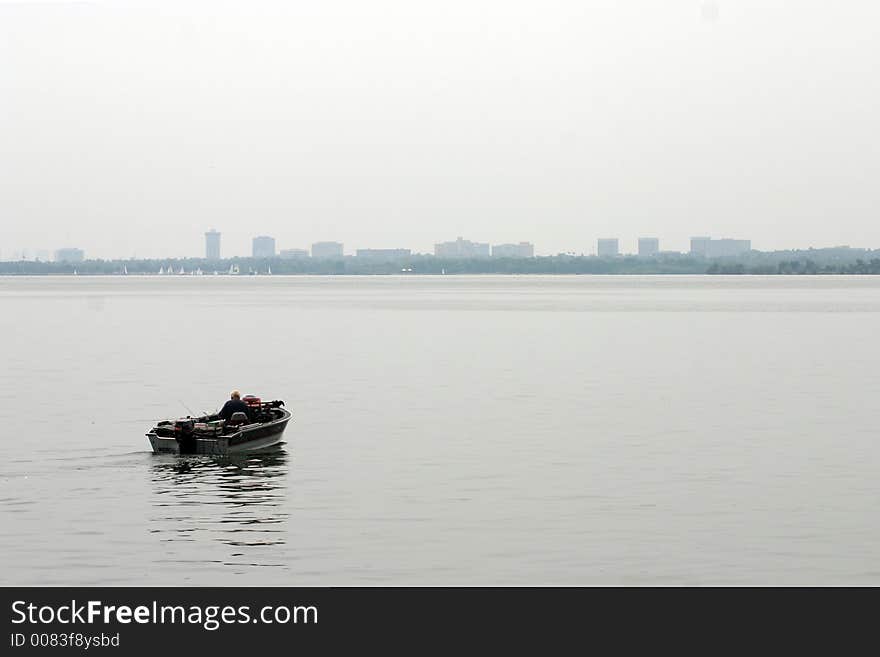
[159,266,165,275]
[123,265,128,275]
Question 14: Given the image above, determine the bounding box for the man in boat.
[218,390,250,422]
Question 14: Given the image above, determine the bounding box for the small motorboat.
[147,397,291,455]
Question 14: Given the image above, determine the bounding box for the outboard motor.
[243,395,263,421]
[174,418,196,454]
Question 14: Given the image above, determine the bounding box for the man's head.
[231,390,241,400]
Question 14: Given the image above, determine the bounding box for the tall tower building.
[252,235,276,258]
[597,238,619,257]
[205,229,221,260]
[638,238,660,256]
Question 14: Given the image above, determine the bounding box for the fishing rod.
[178,398,213,419]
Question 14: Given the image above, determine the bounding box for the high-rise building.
[205,229,221,260]
[690,236,751,257]
[638,238,660,257]
[311,242,344,259]
[597,238,619,257]
[690,236,712,256]
[434,237,490,258]
[355,249,412,258]
[54,248,85,263]
[491,242,535,258]
[280,248,309,259]
[252,236,276,258]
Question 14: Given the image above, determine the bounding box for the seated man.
[218,390,250,422]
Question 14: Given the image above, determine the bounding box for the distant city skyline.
[5,228,877,262]
[7,229,879,261]
[10,230,880,262]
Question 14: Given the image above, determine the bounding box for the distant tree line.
[2,253,879,275]
[707,258,880,275]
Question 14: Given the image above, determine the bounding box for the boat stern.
[147,432,180,454]
[147,431,234,455]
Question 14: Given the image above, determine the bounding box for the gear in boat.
[147,395,291,455]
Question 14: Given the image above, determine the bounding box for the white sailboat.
[267,265,272,275]
[159,266,165,275]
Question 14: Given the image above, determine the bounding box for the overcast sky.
[1,1,878,258]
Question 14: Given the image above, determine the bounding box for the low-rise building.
[491,242,535,258]
[435,237,490,258]
[311,242,344,259]
[710,239,752,257]
[280,248,309,259]
[55,248,85,263]
[355,249,412,259]
[690,236,751,257]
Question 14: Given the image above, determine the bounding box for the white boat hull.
[147,431,286,455]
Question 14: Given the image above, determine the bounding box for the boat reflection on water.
[149,446,290,575]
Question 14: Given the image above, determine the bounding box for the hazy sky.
[1,1,878,258]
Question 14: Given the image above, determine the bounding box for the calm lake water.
[1,275,879,585]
